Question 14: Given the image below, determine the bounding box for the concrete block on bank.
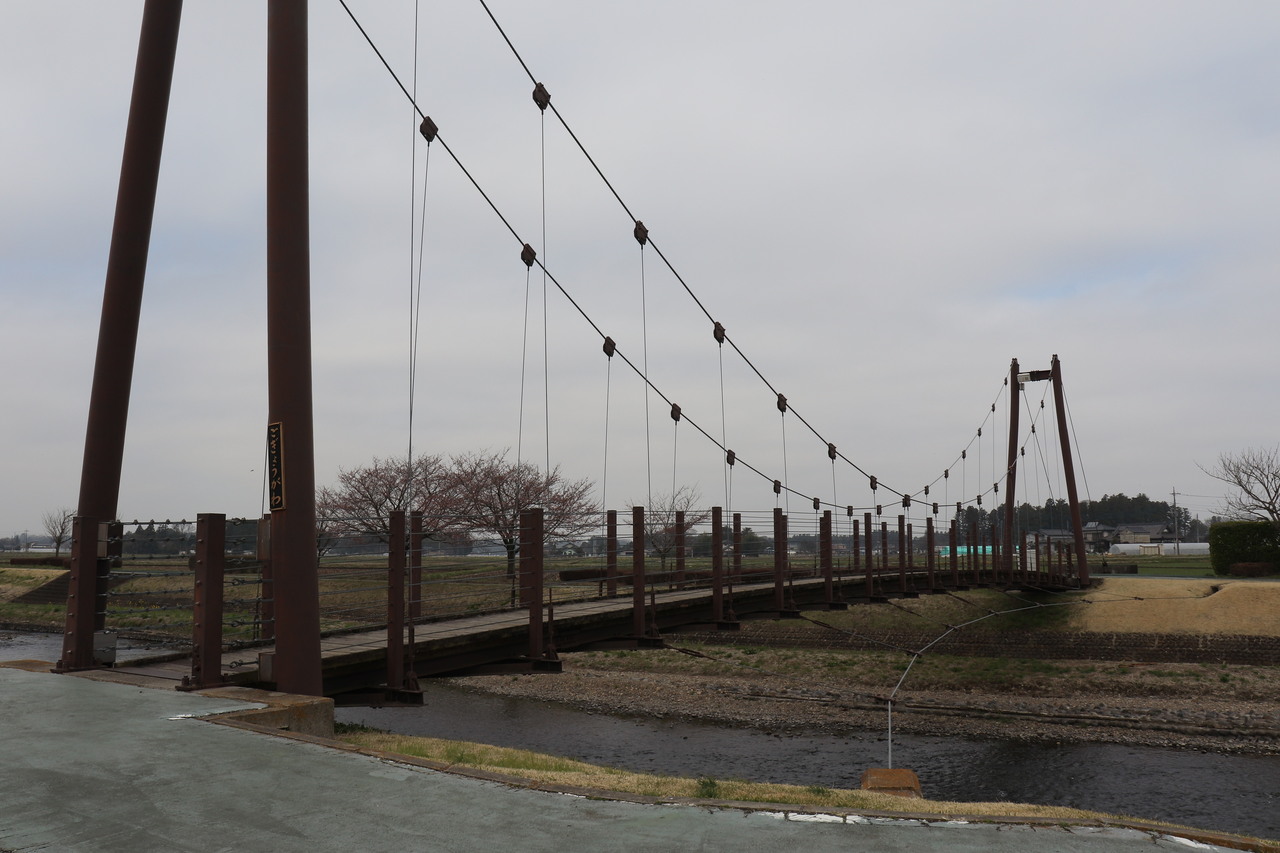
[860,767,922,798]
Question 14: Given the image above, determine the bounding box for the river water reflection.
[0,629,165,664]
[338,681,1280,840]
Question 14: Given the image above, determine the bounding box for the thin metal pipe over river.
[337,680,1280,841]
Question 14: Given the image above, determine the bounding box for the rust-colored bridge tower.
[59,0,323,695]
[1002,355,1089,585]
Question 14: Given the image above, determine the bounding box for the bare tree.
[629,486,710,571]
[450,449,597,580]
[316,454,461,547]
[40,507,75,556]
[1199,446,1280,523]
[314,486,344,562]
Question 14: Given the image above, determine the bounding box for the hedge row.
[1207,520,1280,576]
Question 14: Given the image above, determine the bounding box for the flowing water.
[337,681,1280,840]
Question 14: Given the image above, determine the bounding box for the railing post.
[606,509,618,597]
[408,510,423,679]
[989,528,996,580]
[257,514,274,641]
[188,513,226,690]
[820,510,834,604]
[1019,530,1029,582]
[520,507,545,660]
[674,510,686,589]
[950,519,960,586]
[59,515,100,670]
[632,507,646,638]
[980,526,989,580]
[926,517,936,590]
[711,507,724,623]
[386,510,406,691]
[898,515,908,593]
[880,520,889,584]
[772,508,786,612]
[852,518,861,582]
[969,520,978,584]
[732,512,743,582]
[863,512,874,599]
[409,511,423,621]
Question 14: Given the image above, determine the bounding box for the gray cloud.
[3,1,1276,534]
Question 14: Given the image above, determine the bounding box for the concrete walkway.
[0,663,1257,853]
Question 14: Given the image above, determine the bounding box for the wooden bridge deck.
[107,568,1052,699]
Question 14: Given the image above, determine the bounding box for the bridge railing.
[53,515,270,685]
[60,505,1086,688]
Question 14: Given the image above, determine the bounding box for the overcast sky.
[3,1,1277,538]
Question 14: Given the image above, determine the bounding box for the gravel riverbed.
[447,651,1280,756]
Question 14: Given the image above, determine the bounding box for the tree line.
[952,493,1197,545]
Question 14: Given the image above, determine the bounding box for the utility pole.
[1171,488,1181,556]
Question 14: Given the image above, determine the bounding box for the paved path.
[0,665,1251,853]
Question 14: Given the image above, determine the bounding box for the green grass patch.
[1114,554,1215,576]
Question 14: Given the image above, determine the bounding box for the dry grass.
[0,568,62,600]
[571,643,1280,700]
[337,729,1114,821]
[802,578,1280,638]
[1073,579,1280,636]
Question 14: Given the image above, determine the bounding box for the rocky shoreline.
[448,653,1280,756]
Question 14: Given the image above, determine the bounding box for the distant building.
[1082,521,1115,551]
[1112,522,1173,544]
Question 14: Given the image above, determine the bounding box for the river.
[4,631,1275,839]
[336,681,1280,841]
[0,628,171,665]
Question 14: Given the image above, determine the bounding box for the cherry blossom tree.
[316,454,461,548]
[449,449,597,580]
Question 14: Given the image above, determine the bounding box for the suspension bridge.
[59,496,1087,703]
[53,2,1091,700]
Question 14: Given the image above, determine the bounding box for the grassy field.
[1104,553,1216,577]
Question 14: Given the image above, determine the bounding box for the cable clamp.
[532,82,551,111]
